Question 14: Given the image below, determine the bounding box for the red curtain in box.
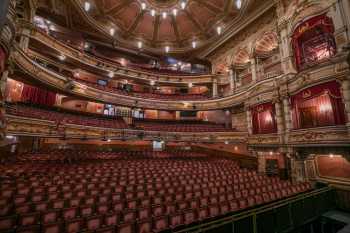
[21,84,57,106]
[291,81,346,129]
[251,102,277,134]
[292,14,335,71]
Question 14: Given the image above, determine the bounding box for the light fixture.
[107,139,111,142]
[224,141,229,145]
[151,9,156,17]
[141,2,146,10]
[84,1,91,11]
[74,71,80,78]
[108,71,114,78]
[162,12,167,19]
[173,8,178,16]
[180,1,186,9]
[192,41,197,48]
[58,54,66,61]
[236,0,242,9]
[188,82,193,88]
[150,80,155,86]
[329,153,334,158]
[217,26,222,35]
[137,41,143,49]
[109,28,115,36]
[269,151,273,155]
[49,25,55,31]
[165,46,170,53]
[234,146,238,151]
[84,42,90,49]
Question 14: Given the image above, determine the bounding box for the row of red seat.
[0,151,312,233]
[6,104,128,129]
[134,119,232,132]
[72,77,210,101]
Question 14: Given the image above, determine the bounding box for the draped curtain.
[0,46,6,73]
[292,14,335,71]
[251,102,277,134]
[291,81,345,129]
[21,84,57,106]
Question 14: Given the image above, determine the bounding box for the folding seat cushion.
[52,199,65,209]
[169,213,183,228]
[104,213,119,227]
[177,201,188,211]
[220,202,230,215]
[229,201,239,212]
[112,202,124,212]
[86,215,103,231]
[183,210,197,225]
[138,208,151,220]
[152,205,164,217]
[197,208,209,220]
[65,218,84,233]
[208,205,220,218]
[117,223,135,233]
[111,194,123,203]
[14,195,27,205]
[123,211,136,223]
[234,191,242,199]
[152,216,169,232]
[137,219,152,233]
[34,202,50,212]
[0,215,17,230]
[247,197,256,207]
[62,207,79,220]
[210,196,219,205]
[226,193,234,201]
[97,203,110,214]
[80,205,95,217]
[199,197,209,207]
[189,199,199,209]
[254,195,263,205]
[165,203,177,215]
[18,213,39,226]
[262,193,271,203]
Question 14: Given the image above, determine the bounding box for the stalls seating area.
[134,119,232,132]
[0,151,311,233]
[5,103,128,130]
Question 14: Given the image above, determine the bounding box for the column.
[229,69,235,94]
[278,21,297,74]
[19,28,31,52]
[250,58,257,82]
[275,100,284,134]
[342,79,350,127]
[212,79,218,98]
[282,97,292,132]
[246,108,253,135]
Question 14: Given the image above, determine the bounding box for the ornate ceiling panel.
[74,0,247,53]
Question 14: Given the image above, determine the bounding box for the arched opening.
[292,14,336,71]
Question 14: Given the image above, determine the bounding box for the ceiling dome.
[83,0,244,53]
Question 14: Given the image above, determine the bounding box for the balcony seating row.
[72,77,210,101]
[0,151,312,233]
[134,119,232,132]
[6,103,128,130]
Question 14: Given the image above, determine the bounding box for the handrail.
[18,22,220,84]
[175,187,333,233]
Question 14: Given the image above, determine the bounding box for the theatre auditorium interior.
[1,0,350,232]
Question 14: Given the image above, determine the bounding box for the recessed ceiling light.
[137,41,143,49]
[151,9,156,17]
[141,2,146,10]
[180,1,186,9]
[58,55,66,61]
[217,26,222,35]
[165,46,170,53]
[84,2,91,11]
[192,41,197,48]
[110,28,115,36]
[108,71,114,78]
[236,0,242,9]
[173,8,178,16]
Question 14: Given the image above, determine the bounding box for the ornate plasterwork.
[6,115,248,143]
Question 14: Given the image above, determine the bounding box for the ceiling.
[78,0,245,53]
